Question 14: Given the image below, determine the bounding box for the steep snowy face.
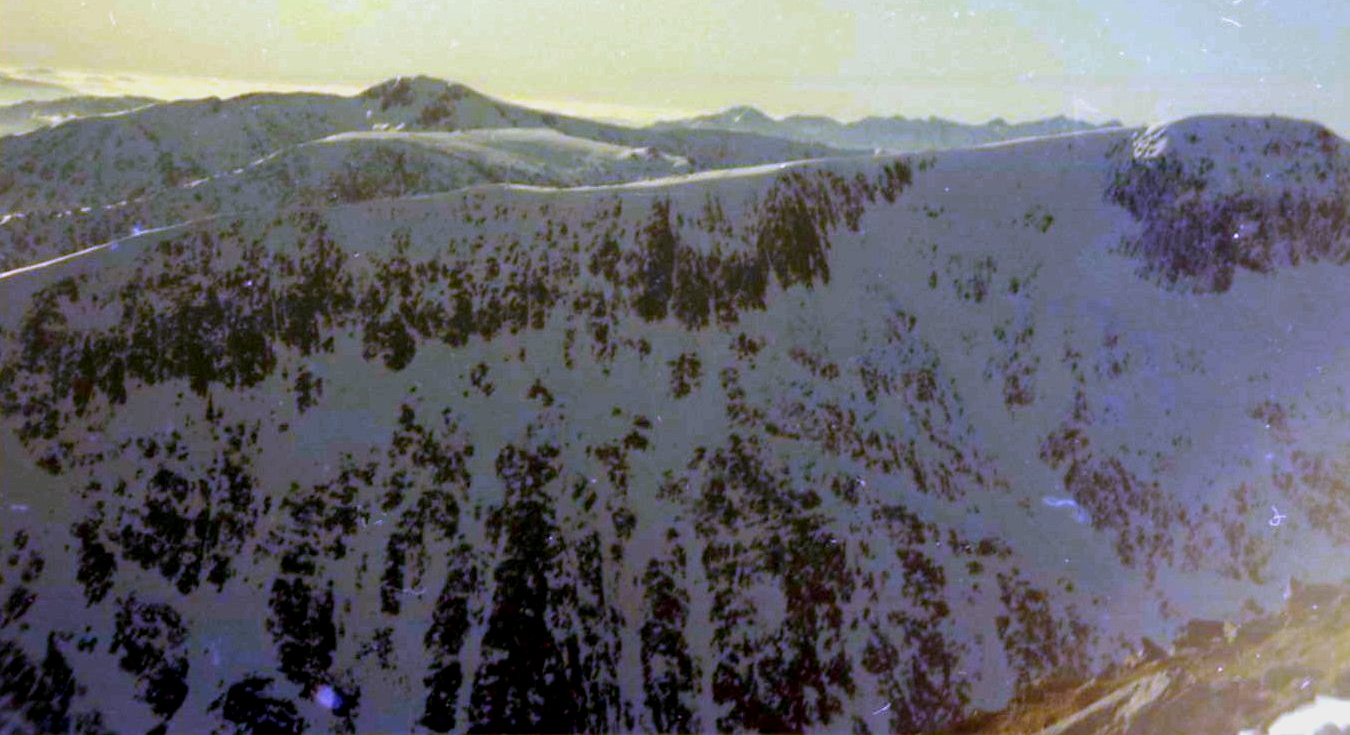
[0,118,1347,735]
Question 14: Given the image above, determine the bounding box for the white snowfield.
[319,128,691,168]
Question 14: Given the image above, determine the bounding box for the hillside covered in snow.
[0,102,1347,735]
[0,76,851,273]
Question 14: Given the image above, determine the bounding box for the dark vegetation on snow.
[1107,120,1350,292]
[0,141,1332,732]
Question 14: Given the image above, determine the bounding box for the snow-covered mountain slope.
[0,95,159,137]
[181,127,695,207]
[654,104,1118,152]
[1107,115,1350,293]
[0,76,846,218]
[0,128,697,271]
[0,115,1346,735]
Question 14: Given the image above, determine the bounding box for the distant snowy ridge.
[653,104,1120,152]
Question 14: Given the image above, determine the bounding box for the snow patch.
[315,684,341,710]
[1253,696,1350,735]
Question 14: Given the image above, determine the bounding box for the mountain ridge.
[654,104,1121,152]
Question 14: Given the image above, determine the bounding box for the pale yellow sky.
[1,0,1346,131]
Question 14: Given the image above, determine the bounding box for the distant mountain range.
[653,105,1121,151]
[0,94,158,136]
